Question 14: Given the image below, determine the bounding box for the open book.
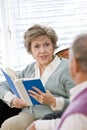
[0,68,46,106]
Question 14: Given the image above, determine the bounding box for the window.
[0,0,87,72]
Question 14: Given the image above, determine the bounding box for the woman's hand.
[11,97,29,108]
[28,87,56,107]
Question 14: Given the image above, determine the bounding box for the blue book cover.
[0,68,20,97]
[0,68,46,106]
[22,79,46,105]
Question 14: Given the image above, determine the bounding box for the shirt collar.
[70,81,87,101]
[34,55,61,85]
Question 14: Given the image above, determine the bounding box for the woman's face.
[31,35,54,66]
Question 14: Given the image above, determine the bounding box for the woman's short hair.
[24,24,58,53]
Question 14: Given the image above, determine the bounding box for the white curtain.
[0,0,87,73]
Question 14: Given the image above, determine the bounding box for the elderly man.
[57,33,87,130]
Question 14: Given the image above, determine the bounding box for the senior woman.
[0,24,75,130]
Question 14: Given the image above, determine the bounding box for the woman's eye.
[44,43,50,47]
[34,45,40,48]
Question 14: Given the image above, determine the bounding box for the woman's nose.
[40,46,46,53]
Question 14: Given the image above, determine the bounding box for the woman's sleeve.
[51,67,75,111]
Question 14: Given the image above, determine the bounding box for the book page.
[15,80,33,106]
[5,67,18,81]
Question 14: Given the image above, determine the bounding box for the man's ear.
[74,58,80,73]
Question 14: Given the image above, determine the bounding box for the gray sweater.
[0,58,75,119]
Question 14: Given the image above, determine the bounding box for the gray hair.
[24,24,58,53]
[71,33,87,72]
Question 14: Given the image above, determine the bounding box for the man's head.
[55,45,70,59]
[69,33,87,84]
